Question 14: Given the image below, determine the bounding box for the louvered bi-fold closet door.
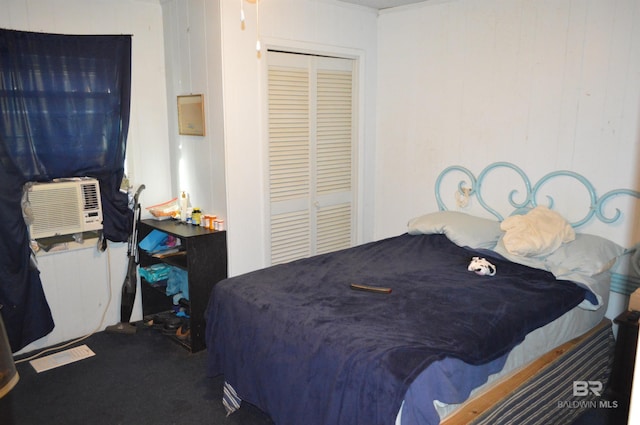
[267,51,356,265]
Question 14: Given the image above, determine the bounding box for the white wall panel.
[376,0,640,246]
[16,242,133,355]
[161,0,227,221]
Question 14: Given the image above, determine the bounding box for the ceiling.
[337,0,427,9]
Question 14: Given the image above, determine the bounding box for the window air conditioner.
[26,178,103,239]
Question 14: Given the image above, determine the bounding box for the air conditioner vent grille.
[81,183,100,210]
[30,187,81,234]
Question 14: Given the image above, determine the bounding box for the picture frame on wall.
[177,94,205,136]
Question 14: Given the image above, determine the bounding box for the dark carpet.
[0,323,273,425]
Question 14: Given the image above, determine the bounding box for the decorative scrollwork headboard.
[435,161,640,228]
[435,162,640,295]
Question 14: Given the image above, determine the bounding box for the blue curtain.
[0,29,132,352]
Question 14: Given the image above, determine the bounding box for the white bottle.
[180,191,188,221]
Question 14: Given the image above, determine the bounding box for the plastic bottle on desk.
[192,208,201,226]
[180,191,188,221]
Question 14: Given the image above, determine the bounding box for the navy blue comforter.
[205,233,586,425]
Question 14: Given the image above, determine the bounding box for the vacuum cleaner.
[106,184,145,335]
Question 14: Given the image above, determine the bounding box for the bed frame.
[431,162,639,424]
[442,319,614,425]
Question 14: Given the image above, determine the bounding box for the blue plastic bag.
[166,267,189,301]
[139,229,168,252]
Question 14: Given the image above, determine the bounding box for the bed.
[205,162,640,425]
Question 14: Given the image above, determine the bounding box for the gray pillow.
[546,234,625,277]
[407,211,502,249]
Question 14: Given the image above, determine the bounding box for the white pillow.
[493,235,548,270]
[407,211,502,249]
[500,206,575,257]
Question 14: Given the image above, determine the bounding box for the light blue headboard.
[435,162,640,295]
